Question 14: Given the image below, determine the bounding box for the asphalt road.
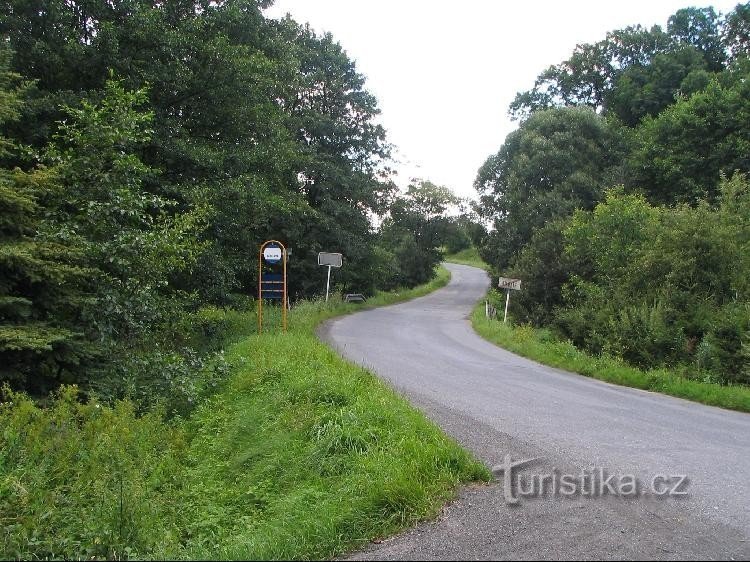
[320,263,750,560]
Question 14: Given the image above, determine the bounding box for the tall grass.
[0,266,489,560]
[471,303,750,413]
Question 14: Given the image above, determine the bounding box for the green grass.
[0,266,489,560]
[443,246,490,270]
[326,262,452,314]
[471,302,750,413]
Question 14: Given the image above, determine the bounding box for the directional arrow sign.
[498,277,522,291]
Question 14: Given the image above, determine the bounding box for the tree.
[379,180,458,288]
[628,75,750,204]
[667,7,725,71]
[270,20,395,298]
[723,2,750,61]
[475,107,626,270]
[508,40,612,119]
[607,46,711,126]
[484,5,750,382]
[509,7,732,122]
[0,49,90,392]
[505,219,570,326]
[1,0,395,302]
[47,79,205,354]
[508,25,672,119]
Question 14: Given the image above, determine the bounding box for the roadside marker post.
[318,252,343,302]
[497,277,522,323]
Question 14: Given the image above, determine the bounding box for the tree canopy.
[475,106,626,269]
[0,0,457,395]
[479,2,750,384]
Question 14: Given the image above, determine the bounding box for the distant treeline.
[476,4,750,384]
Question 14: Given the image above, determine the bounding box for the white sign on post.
[263,246,283,264]
[497,277,522,323]
[318,252,343,268]
[498,277,522,291]
[318,252,343,302]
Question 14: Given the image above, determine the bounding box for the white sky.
[264,1,739,200]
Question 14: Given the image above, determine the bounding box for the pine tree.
[0,49,90,393]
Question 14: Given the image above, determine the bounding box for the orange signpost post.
[258,240,288,333]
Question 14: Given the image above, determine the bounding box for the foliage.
[498,178,750,384]
[724,3,750,61]
[3,77,207,397]
[379,179,458,288]
[0,1,465,398]
[667,6,726,71]
[442,222,472,254]
[475,107,626,270]
[0,0,396,305]
[0,49,92,393]
[628,75,750,204]
[479,4,750,387]
[508,5,743,120]
[442,207,486,254]
[505,219,570,325]
[508,23,671,119]
[607,46,711,126]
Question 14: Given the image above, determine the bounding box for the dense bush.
[602,301,681,369]
[505,220,570,326]
[698,303,750,384]
[504,176,750,384]
[479,4,750,387]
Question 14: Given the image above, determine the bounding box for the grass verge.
[443,246,490,270]
[471,302,750,413]
[1,266,489,560]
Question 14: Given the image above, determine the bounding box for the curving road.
[321,263,750,560]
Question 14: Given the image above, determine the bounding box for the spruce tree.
[0,49,89,393]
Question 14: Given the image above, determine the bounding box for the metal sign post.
[326,265,332,301]
[318,252,343,302]
[498,277,522,323]
[258,240,288,333]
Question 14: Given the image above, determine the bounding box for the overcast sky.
[264,1,739,200]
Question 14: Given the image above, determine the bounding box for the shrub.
[602,301,680,368]
[91,347,230,416]
[0,385,186,560]
[697,303,750,384]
